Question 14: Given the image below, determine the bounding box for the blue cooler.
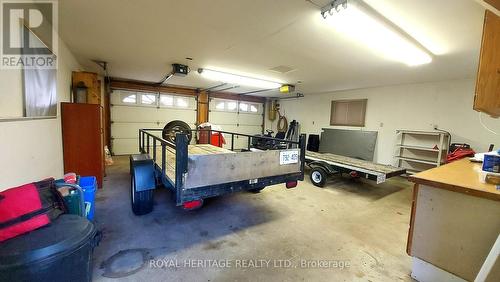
[483,152,500,173]
[79,176,97,220]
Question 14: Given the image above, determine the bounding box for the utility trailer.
[130,128,306,214]
[305,151,406,187]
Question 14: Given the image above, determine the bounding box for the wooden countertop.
[408,159,500,201]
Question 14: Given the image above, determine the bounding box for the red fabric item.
[0,183,50,242]
[210,133,226,147]
[447,147,476,163]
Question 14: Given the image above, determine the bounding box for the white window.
[211,99,261,113]
[227,101,237,111]
[175,97,189,108]
[122,94,137,104]
[330,99,367,127]
[215,101,225,110]
[239,103,249,112]
[160,95,174,107]
[141,94,157,105]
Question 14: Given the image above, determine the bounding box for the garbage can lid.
[0,214,96,267]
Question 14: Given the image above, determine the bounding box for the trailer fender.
[307,161,336,175]
[130,154,156,192]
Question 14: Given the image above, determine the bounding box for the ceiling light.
[198,68,282,89]
[321,0,433,66]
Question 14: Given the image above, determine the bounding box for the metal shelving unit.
[395,130,450,175]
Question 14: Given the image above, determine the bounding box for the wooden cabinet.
[474,10,500,117]
[484,1,500,10]
[407,160,500,281]
[61,103,104,188]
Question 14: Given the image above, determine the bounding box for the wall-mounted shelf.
[396,130,443,136]
[395,130,450,175]
[396,144,440,152]
[394,156,439,166]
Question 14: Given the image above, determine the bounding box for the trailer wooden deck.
[152,144,234,183]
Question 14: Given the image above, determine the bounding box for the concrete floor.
[92,156,414,282]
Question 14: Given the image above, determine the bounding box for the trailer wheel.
[248,186,266,193]
[310,167,327,187]
[131,174,154,215]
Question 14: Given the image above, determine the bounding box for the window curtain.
[22,26,57,117]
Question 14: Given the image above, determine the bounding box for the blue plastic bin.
[79,176,97,220]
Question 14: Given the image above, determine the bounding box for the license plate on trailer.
[280,150,299,165]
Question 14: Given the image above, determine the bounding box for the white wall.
[267,79,500,165]
[0,69,23,118]
[0,39,82,190]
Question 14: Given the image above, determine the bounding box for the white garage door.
[111,90,196,155]
[209,98,263,150]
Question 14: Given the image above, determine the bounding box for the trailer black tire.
[131,174,154,215]
[248,186,266,193]
[310,167,328,187]
[162,120,192,144]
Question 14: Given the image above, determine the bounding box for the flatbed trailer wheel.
[248,186,266,193]
[310,167,328,187]
[131,174,154,215]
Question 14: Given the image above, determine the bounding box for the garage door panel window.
[175,97,189,108]
[159,94,194,109]
[211,99,260,114]
[159,95,174,107]
[121,92,137,104]
[114,91,194,109]
[239,103,248,112]
[215,101,225,110]
[239,102,260,114]
[227,101,237,111]
[141,94,157,106]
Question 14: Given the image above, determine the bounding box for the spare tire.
[162,120,192,143]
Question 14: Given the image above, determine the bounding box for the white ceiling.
[58,0,486,97]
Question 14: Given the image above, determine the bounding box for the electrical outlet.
[380,122,384,127]
[433,124,438,130]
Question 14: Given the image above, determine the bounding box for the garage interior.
[0,0,499,282]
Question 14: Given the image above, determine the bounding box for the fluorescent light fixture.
[321,0,433,66]
[198,68,282,89]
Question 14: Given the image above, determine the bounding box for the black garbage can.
[0,214,98,282]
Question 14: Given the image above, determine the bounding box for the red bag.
[447,146,476,163]
[0,178,65,242]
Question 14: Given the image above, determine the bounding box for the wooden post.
[197,90,209,125]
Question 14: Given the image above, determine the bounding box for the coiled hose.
[277,111,288,133]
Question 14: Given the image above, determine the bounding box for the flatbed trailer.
[129,128,306,213]
[305,151,406,187]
